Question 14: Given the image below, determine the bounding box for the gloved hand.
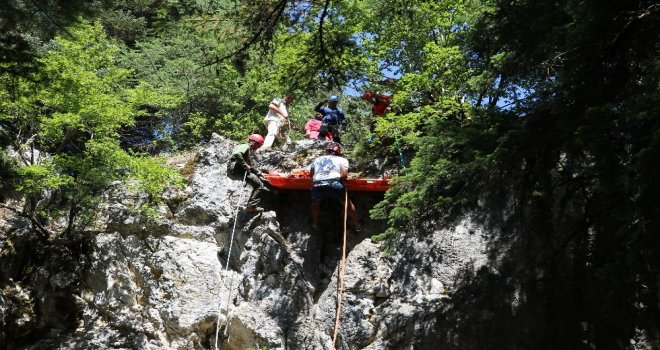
[254,169,267,181]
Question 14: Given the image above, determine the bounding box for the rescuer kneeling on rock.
[309,143,363,232]
[227,134,269,213]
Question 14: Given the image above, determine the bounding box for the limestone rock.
[0,135,489,349]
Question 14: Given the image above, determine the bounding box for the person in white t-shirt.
[309,143,363,232]
[261,94,294,150]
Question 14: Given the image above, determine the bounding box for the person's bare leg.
[311,201,321,228]
[344,198,361,228]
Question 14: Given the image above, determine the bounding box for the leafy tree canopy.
[1,0,659,348]
[2,21,182,237]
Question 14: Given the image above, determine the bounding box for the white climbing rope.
[332,190,350,347]
[215,171,248,350]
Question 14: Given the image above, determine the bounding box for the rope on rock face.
[332,190,349,347]
[215,171,248,350]
[285,119,293,147]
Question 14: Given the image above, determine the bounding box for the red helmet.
[248,134,264,145]
[326,143,341,155]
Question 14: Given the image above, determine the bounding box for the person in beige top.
[261,94,294,150]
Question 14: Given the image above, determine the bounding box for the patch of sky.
[342,31,399,97]
[478,84,534,111]
[344,65,399,97]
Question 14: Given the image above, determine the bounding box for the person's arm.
[383,95,392,113]
[314,99,327,112]
[339,158,349,181]
[362,91,376,105]
[339,110,347,127]
[231,146,251,170]
[269,100,288,119]
[243,149,253,171]
[340,166,348,181]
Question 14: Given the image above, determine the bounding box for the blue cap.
[328,96,339,102]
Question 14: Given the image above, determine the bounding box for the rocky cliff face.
[1,135,489,349]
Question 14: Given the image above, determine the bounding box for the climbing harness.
[215,171,248,350]
[332,190,349,347]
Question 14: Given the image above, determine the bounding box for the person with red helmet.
[362,91,392,141]
[262,94,294,151]
[362,91,392,116]
[227,134,269,212]
[309,143,363,232]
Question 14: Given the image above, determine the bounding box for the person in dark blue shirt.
[314,95,347,143]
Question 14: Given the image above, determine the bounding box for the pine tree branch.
[200,0,288,69]
[317,0,331,65]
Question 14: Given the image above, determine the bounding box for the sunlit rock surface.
[1,134,489,349]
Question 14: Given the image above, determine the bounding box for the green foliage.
[370,97,479,236]
[128,154,184,200]
[17,161,74,193]
[0,150,17,197]
[371,0,660,348]
[362,0,477,238]
[120,25,216,150]
[1,1,658,347]
[2,21,181,235]
[120,13,312,148]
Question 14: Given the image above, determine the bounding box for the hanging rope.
[285,118,293,146]
[393,128,406,169]
[215,171,248,350]
[332,190,349,347]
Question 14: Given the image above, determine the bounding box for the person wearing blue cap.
[314,95,347,143]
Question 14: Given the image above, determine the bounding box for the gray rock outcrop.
[1,134,489,349]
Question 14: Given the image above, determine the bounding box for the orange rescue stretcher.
[265,169,392,192]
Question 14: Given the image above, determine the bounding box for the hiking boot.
[245,206,264,213]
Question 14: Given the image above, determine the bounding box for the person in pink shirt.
[304,112,333,141]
